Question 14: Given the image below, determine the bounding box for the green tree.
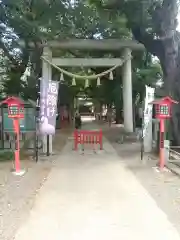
[0,0,162,128]
[0,0,74,98]
[90,0,180,144]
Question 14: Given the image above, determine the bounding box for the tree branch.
[0,39,18,66]
[132,27,163,58]
[152,0,178,40]
[99,0,123,10]
[92,0,163,58]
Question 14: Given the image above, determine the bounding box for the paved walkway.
[14,125,180,240]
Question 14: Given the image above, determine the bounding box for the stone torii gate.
[42,39,144,135]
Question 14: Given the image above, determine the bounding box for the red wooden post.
[99,129,103,150]
[82,131,85,151]
[151,96,178,170]
[159,119,165,169]
[0,96,25,175]
[96,132,98,144]
[73,129,103,151]
[91,133,93,150]
[13,119,20,172]
[74,130,78,150]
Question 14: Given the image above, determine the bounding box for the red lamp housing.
[151,96,178,119]
[1,96,24,119]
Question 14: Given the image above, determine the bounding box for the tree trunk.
[101,0,180,143]
[159,35,180,145]
[131,0,180,145]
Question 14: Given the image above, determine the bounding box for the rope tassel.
[109,71,113,80]
[72,77,76,86]
[97,77,101,86]
[60,72,64,82]
[85,79,89,88]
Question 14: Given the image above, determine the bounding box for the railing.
[169,146,180,162]
[74,129,103,151]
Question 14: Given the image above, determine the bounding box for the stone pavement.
[14,124,180,240]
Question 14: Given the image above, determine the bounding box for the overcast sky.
[178,15,180,31]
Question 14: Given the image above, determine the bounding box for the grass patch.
[0,150,32,162]
[0,150,14,161]
[0,136,36,162]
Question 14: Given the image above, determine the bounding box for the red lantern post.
[1,97,25,175]
[151,96,178,170]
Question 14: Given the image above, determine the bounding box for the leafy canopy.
[0,0,161,103]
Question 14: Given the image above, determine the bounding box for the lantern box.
[1,97,24,119]
[151,96,178,119]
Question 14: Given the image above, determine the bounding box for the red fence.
[74,129,103,150]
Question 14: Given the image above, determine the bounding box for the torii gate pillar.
[122,48,133,132]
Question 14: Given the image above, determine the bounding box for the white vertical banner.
[39,80,59,135]
[142,85,155,138]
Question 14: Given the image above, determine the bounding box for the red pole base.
[14,150,20,172]
[159,119,165,170]
[159,148,165,170]
[12,118,25,176]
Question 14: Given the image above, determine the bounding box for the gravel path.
[0,160,51,240]
[13,123,180,240]
[103,124,180,235]
[0,128,72,240]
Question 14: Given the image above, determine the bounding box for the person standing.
[74,111,82,129]
[107,106,112,127]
